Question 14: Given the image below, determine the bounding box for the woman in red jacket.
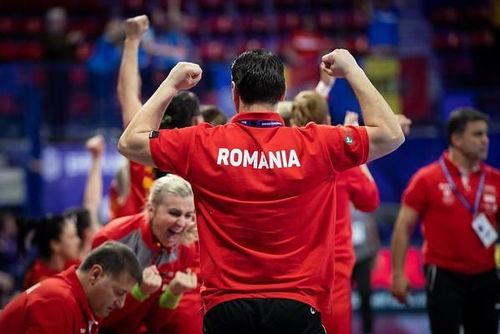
[291,90,380,334]
[23,214,81,290]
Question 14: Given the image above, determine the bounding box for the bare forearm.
[83,158,102,226]
[118,61,202,165]
[118,82,177,164]
[391,225,410,275]
[117,38,142,127]
[346,68,404,159]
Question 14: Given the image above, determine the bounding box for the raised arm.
[321,49,405,161]
[117,15,149,128]
[83,135,105,228]
[390,204,419,304]
[118,62,202,166]
[343,111,380,211]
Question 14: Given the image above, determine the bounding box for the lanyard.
[438,157,485,215]
[237,120,283,127]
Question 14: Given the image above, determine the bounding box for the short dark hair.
[64,207,91,242]
[447,107,489,144]
[231,49,286,105]
[80,241,142,284]
[160,91,200,129]
[34,215,69,259]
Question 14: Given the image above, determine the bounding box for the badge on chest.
[471,213,498,248]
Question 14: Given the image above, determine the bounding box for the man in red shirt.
[391,108,499,334]
[0,241,141,334]
[118,48,404,333]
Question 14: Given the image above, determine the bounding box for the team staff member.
[0,242,142,334]
[118,48,404,333]
[92,175,199,334]
[290,92,380,334]
[110,15,201,220]
[391,108,499,334]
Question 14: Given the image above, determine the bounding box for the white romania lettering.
[217,148,301,169]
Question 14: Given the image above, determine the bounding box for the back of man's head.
[447,107,489,144]
[80,241,142,284]
[231,49,286,105]
[160,91,200,129]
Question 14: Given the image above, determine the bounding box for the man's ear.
[89,264,104,285]
[231,81,240,113]
[450,133,461,148]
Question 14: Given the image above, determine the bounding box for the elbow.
[117,135,131,158]
[386,127,405,154]
[393,127,406,149]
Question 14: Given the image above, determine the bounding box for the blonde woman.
[92,174,201,334]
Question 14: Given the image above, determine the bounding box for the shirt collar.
[65,266,98,327]
[231,111,284,125]
[442,151,483,175]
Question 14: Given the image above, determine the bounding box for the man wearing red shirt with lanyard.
[0,242,142,334]
[118,48,404,333]
[391,108,499,334]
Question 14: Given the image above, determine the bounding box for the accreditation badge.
[472,213,498,248]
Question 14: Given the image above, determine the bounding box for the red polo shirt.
[149,111,369,312]
[0,266,98,334]
[109,161,154,219]
[403,151,500,274]
[335,166,379,279]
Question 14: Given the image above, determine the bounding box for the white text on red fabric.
[216,148,301,169]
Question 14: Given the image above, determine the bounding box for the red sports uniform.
[109,161,154,219]
[92,213,202,334]
[321,166,379,334]
[0,266,98,334]
[403,151,499,273]
[23,258,81,290]
[149,112,369,314]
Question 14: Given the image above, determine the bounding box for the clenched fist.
[85,135,105,158]
[140,265,162,295]
[321,49,361,78]
[163,62,203,91]
[167,269,197,295]
[125,15,149,40]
